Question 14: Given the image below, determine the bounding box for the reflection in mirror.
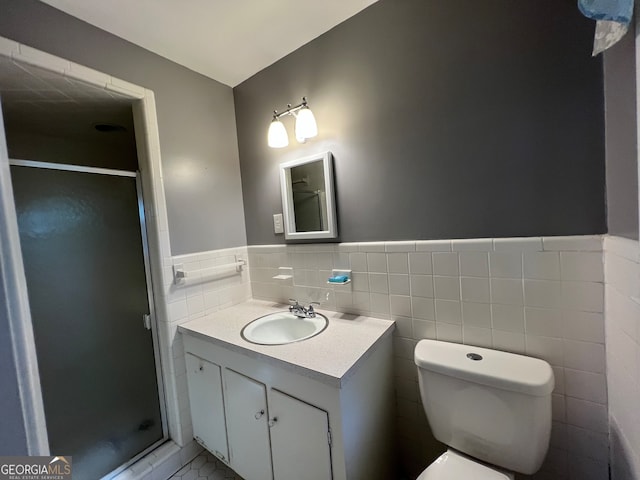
[280,151,337,240]
[291,161,327,232]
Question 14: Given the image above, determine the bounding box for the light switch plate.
[273,213,284,234]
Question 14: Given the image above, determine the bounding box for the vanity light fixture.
[267,96,318,148]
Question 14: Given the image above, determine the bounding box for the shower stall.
[9,160,167,479]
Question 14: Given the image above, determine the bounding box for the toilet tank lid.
[414,340,554,396]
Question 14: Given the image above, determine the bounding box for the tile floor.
[169,451,243,480]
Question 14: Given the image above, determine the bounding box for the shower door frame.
[8,158,169,474]
[0,37,189,470]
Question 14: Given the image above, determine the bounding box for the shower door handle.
[142,314,151,330]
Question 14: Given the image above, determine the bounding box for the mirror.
[279,151,337,240]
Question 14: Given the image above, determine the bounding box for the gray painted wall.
[235,0,606,245]
[604,25,639,240]
[0,308,28,454]
[0,0,247,255]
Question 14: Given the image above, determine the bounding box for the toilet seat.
[417,450,513,480]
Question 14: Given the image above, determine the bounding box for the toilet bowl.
[417,450,513,480]
[414,339,554,479]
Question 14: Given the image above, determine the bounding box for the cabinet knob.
[198,364,203,371]
[268,417,278,427]
[254,409,265,420]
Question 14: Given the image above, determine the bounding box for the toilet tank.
[414,340,554,475]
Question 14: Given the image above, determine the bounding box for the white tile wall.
[160,246,251,446]
[604,236,640,480]
[247,235,607,480]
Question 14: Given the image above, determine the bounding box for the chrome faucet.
[288,299,320,318]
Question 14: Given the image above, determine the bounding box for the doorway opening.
[0,47,180,478]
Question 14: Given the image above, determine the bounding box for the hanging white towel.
[592,20,629,55]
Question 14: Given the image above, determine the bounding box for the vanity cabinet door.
[224,369,273,480]
[269,389,333,480]
[185,354,229,463]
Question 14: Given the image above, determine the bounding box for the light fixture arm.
[272,97,310,120]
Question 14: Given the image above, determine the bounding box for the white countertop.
[178,299,395,387]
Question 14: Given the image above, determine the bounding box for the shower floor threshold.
[109,440,242,480]
[107,440,177,480]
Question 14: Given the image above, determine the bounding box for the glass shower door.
[10,162,165,479]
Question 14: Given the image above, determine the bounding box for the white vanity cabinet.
[223,370,333,480]
[223,369,273,479]
[184,353,229,463]
[268,389,332,480]
[179,301,395,480]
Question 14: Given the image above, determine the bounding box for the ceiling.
[39,0,378,87]
[0,55,135,148]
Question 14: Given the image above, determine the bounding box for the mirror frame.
[637,7,640,242]
[279,151,337,240]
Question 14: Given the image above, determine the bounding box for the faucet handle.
[288,299,300,313]
[306,302,320,317]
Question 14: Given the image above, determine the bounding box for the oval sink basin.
[241,311,328,345]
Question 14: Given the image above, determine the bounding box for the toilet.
[414,339,555,480]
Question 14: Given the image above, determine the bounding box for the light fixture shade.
[268,119,289,148]
[295,107,318,143]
